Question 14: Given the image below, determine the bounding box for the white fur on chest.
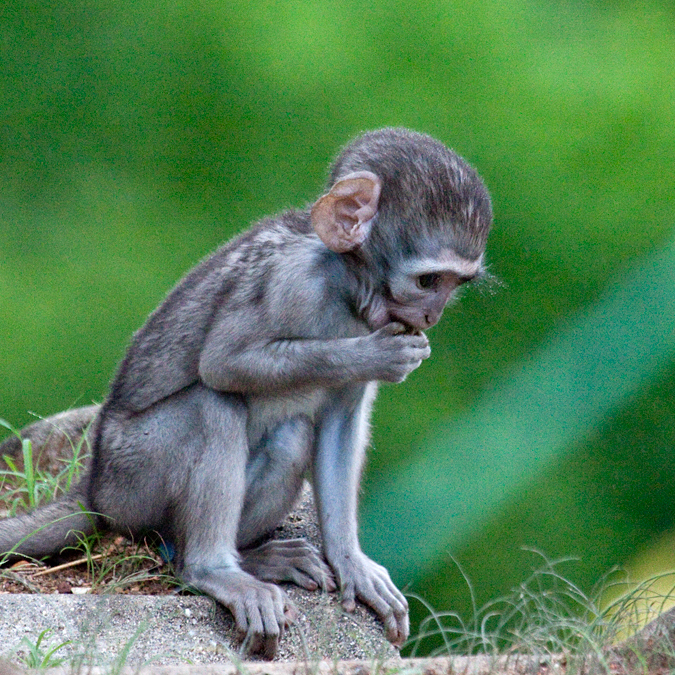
[245,388,328,449]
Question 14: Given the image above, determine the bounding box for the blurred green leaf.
[363,236,675,581]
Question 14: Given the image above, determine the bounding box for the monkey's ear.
[310,171,381,253]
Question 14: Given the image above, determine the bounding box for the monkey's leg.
[237,416,335,592]
[239,416,313,543]
[174,388,296,660]
[314,383,409,647]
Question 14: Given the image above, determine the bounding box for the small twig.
[30,553,105,577]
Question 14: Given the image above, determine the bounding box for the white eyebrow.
[402,251,484,278]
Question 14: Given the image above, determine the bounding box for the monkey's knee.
[248,415,313,475]
[244,416,313,507]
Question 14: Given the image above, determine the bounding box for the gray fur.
[0,407,99,562]
[0,404,98,474]
[0,128,492,658]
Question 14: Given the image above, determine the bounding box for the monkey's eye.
[416,273,442,290]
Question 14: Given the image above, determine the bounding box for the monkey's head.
[311,128,492,331]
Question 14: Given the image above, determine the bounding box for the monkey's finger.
[230,602,250,639]
[260,601,283,660]
[374,568,409,609]
[357,576,409,644]
[380,322,407,335]
[397,358,423,374]
[405,338,431,355]
[245,601,265,641]
[262,634,280,662]
[284,606,297,628]
[397,612,411,647]
[268,584,290,626]
[384,613,402,645]
[377,578,409,622]
[358,584,404,645]
[243,630,264,659]
[284,538,320,553]
[283,598,298,625]
[381,611,409,647]
[406,347,430,364]
[280,563,336,591]
[290,553,336,590]
[285,568,320,591]
[418,337,431,353]
[275,588,295,628]
[341,581,357,612]
[383,594,409,646]
[321,571,338,592]
[401,331,429,346]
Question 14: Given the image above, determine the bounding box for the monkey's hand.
[329,549,409,647]
[364,322,431,383]
[240,539,337,592]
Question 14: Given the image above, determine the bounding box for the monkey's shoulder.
[217,218,363,339]
[107,213,360,412]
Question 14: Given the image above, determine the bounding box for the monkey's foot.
[184,566,295,659]
[240,538,337,592]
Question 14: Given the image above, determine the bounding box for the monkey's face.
[310,128,492,333]
[380,250,484,331]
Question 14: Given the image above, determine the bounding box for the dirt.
[0,533,176,596]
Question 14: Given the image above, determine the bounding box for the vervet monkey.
[0,128,492,658]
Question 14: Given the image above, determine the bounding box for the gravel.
[1,485,399,667]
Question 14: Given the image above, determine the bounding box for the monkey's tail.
[0,405,101,562]
[0,404,100,473]
[0,483,97,561]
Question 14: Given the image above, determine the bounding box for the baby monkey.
[0,128,492,658]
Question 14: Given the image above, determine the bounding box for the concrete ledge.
[3,656,569,675]
[0,592,397,665]
[1,485,398,665]
[7,607,675,675]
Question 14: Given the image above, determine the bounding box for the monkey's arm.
[199,320,430,394]
[312,383,409,647]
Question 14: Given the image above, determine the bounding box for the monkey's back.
[105,211,342,415]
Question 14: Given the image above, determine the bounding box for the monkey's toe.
[240,538,336,592]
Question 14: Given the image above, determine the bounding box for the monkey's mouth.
[366,309,416,333]
[388,306,436,332]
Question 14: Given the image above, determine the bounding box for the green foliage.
[408,552,675,671]
[0,418,88,515]
[362,238,675,579]
[13,629,71,670]
[7,624,147,674]
[1,0,674,649]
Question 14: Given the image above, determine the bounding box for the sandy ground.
[1,485,399,667]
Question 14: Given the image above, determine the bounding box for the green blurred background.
[2,0,675,649]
